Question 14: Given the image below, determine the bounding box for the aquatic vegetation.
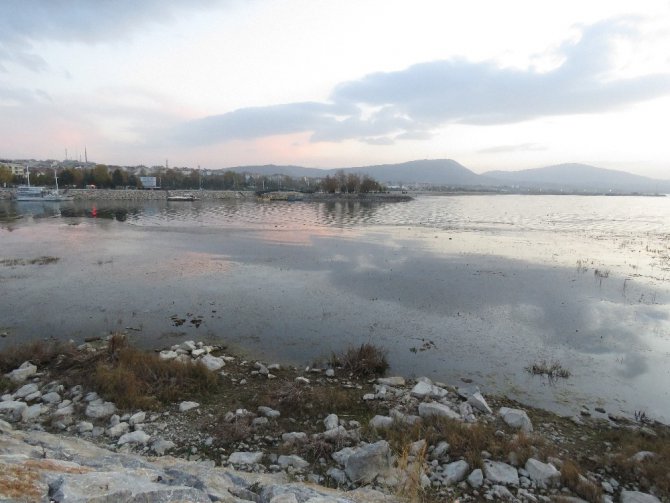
[525,360,571,380]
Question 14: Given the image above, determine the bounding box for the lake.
[1,194,669,421]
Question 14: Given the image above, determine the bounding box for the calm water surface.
[1,194,669,421]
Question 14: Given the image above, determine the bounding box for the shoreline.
[1,336,668,502]
[0,188,413,202]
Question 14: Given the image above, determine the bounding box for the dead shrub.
[331,343,389,378]
[92,346,218,410]
[560,459,603,503]
[0,339,77,373]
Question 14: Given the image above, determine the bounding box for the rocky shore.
[1,338,668,502]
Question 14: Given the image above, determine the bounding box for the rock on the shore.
[499,407,533,433]
[418,402,460,420]
[85,400,116,419]
[6,362,37,382]
[620,491,662,503]
[525,458,560,487]
[444,460,469,485]
[229,451,264,465]
[483,460,519,486]
[344,441,393,484]
[178,401,200,412]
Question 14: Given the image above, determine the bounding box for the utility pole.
[85,147,88,164]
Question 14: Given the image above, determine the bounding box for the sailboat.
[15,163,46,201]
[14,164,74,202]
[45,167,74,202]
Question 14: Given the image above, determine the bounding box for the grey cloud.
[332,19,670,125]
[169,17,670,146]
[361,137,395,146]
[0,0,221,71]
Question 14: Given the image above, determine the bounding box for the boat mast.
[25,162,31,187]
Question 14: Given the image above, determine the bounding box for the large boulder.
[200,354,225,371]
[467,392,493,414]
[229,451,264,465]
[443,460,469,485]
[344,441,393,484]
[48,472,210,503]
[410,380,448,399]
[483,460,519,486]
[525,458,560,487]
[498,407,533,433]
[85,400,116,419]
[6,362,37,383]
[418,402,460,420]
[620,491,661,503]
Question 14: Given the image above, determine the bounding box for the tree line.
[0,164,385,193]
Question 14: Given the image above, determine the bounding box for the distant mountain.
[221,160,669,194]
[225,159,490,187]
[341,159,489,186]
[484,163,670,193]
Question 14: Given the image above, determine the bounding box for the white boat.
[167,193,197,201]
[14,165,73,202]
[46,167,74,201]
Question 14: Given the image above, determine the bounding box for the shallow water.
[1,194,669,421]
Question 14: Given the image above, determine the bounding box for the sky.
[1,0,670,177]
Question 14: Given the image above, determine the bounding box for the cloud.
[0,0,220,71]
[169,17,670,146]
[478,143,547,154]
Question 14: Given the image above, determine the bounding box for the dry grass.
[331,343,389,378]
[0,256,59,267]
[560,459,603,503]
[597,427,670,494]
[92,344,218,410]
[270,381,367,418]
[0,339,78,374]
[395,442,428,503]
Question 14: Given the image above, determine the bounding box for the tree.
[111,168,127,188]
[345,173,360,193]
[91,165,112,188]
[0,165,12,186]
[321,175,338,193]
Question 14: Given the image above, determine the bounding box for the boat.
[167,193,197,201]
[46,168,74,201]
[14,165,74,202]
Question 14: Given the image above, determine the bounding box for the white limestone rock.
[229,451,264,465]
[467,392,493,414]
[344,441,393,484]
[200,354,225,371]
[483,460,519,486]
[179,401,200,412]
[158,350,178,360]
[443,460,469,485]
[418,402,460,420]
[620,491,661,503]
[258,406,281,418]
[467,468,484,488]
[278,455,310,470]
[107,422,130,438]
[14,383,39,399]
[369,415,394,430]
[21,403,44,422]
[525,458,560,487]
[85,400,116,419]
[499,407,533,433]
[324,413,339,430]
[410,380,448,399]
[282,432,308,444]
[41,391,62,404]
[129,411,146,426]
[117,430,150,445]
[376,376,405,387]
[6,362,37,382]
